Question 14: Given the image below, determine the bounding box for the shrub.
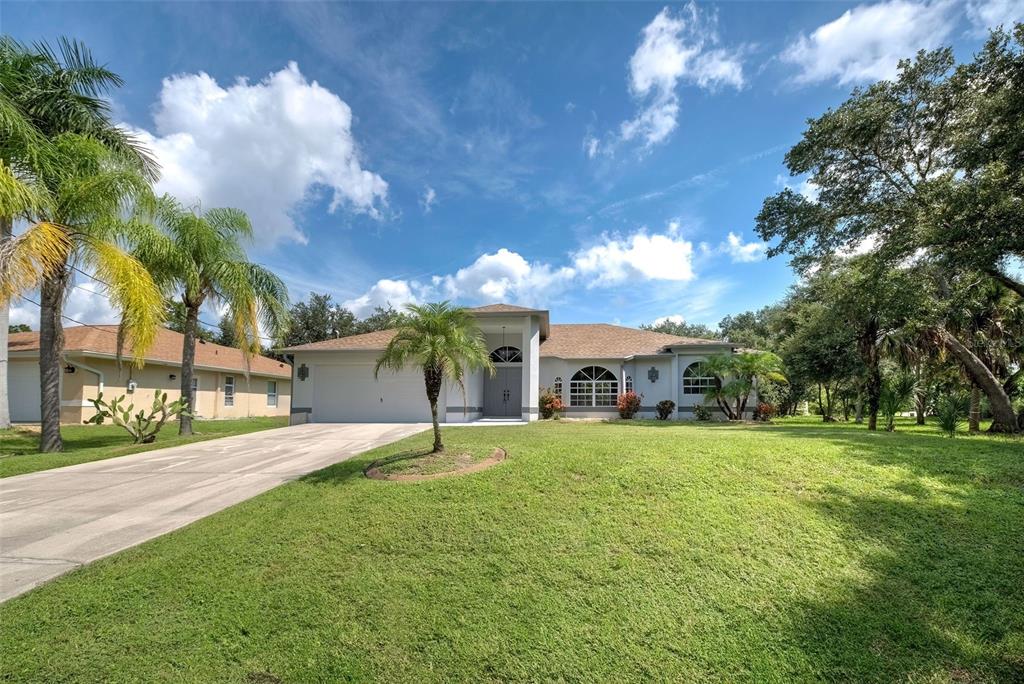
[693,403,712,421]
[756,402,777,421]
[85,391,192,444]
[655,400,675,420]
[617,391,642,419]
[539,388,565,419]
[937,392,969,438]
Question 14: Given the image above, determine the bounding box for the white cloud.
[574,230,695,286]
[342,278,422,318]
[723,231,767,263]
[652,314,686,326]
[775,174,820,201]
[437,249,575,305]
[341,224,706,314]
[421,186,437,213]
[9,282,120,329]
[132,62,387,245]
[583,136,600,159]
[967,0,1024,31]
[618,4,744,150]
[781,0,957,86]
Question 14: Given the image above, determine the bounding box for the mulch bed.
[364,447,507,482]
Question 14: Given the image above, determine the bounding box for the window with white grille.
[570,366,618,407]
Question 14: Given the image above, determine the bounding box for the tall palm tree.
[375,302,493,452]
[0,134,164,452]
[0,36,157,432]
[135,196,289,436]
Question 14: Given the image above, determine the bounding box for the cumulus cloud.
[437,249,575,305]
[132,62,387,244]
[781,0,957,86]
[421,186,437,213]
[340,224,708,313]
[574,230,695,286]
[967,0,1024,31]
[618,4,744,150]
[723,232,767,263]
[583,136,600,159]
[342,278,422,318]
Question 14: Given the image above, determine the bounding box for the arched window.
[625,375,634,394]
[682,362,715,394]
[489,346,522,363]
[553,377,563,398]
[570,366,618,407]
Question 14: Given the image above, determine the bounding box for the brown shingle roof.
[468,303,546,314]
[279,328,399,352]
[8,326,291,378]
[539,324,729,359]
[280,322,728,357]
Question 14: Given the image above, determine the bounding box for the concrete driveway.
[0,422,426,602]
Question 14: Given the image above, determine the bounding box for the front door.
[484,366,522,417]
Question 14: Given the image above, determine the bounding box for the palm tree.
[0,134,164,452]
[704,351,787,420]
[0,36,157,434]
[135,196,289,436]
[375,302,493,452]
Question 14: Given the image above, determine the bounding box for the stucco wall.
[9,355,290,425]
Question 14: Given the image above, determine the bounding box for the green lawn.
[0,416,289,478]
[1,418,1021,682]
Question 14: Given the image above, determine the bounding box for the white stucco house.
[281,303,751,424]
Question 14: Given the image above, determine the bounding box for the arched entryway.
[484,346,522,417]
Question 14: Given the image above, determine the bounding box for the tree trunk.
[859,326,881,431]
[854,390,864,423]
[0,216,11,429]
[424,364,443,452]
[936,327,1018,433]
[39,268,70,452]
[178,298,203,436]
[987,268,1024,299]
[914,363,926,425]
[969,384,981,433]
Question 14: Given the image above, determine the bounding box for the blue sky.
[6,0,1021,330]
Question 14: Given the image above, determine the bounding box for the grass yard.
[1,418,1021,682]
[0,416,289,478]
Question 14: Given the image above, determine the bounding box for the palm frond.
[83,240,164,366]
[0,221,72,302]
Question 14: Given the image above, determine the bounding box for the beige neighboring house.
[7,325,292,424]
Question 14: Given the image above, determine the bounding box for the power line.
[66,264,279,344]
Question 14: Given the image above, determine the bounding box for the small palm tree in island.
[375,302,493,453]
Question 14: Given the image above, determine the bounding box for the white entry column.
[521,315,540,421]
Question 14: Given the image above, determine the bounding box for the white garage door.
[9,360,41,422]
[313,363,433,423]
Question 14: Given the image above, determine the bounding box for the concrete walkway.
[0,422,426,602]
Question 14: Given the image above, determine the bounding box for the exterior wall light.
[298,363,309,381]
[648,367,659,383]
[64,364,76,374]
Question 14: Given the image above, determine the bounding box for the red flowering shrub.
[539,389,565,419]
[756,402,777,421]
[656,400,676,420]
[617,391,642,419]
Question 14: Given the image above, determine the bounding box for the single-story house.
[281,303,749,424]
[7,325,292,424]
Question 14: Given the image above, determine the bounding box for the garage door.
[9,360,41,422]
[312,363,433,423]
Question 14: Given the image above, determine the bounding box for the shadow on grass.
[298,448,440,486]
[785,479,1024,681]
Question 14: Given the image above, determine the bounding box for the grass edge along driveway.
[0,416,289,477]
[0,418,1021,682]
